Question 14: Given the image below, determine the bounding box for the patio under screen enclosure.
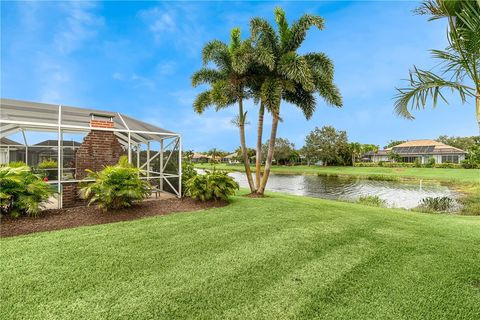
[0,98,182,208]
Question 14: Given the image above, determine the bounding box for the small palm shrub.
[185,170,238,201]
[425,157,436,168]
[79,156,151,211]
[182,154,198,196]
[38,159,58,169]
[357,195,386,207]
[417,196,454,213]
[37,159,58,180]
[0,164,54,217]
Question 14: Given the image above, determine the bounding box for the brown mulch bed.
[0,198,227,238]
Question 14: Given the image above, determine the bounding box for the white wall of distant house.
[372,154,465,164]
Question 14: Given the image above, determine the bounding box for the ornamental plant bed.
[0,198,227,238]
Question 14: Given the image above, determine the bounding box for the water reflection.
[226,171,457,209]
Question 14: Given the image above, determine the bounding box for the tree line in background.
[194,128,480,167]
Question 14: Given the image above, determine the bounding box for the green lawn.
[195,163,480,184]
[2,193,480,319]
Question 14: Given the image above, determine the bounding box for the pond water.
[226,171,458,209]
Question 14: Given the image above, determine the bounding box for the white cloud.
[112,72,124,80]
[54,2,104,54]
[156,61,176,76]
[137,3,209,55]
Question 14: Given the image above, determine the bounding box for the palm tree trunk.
[238,99,256,193]
[476,91,480,134]
[255,102,265,189]
[257,110,279,195]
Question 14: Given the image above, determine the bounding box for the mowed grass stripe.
[1,192,480,319]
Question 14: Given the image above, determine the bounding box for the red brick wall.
[75,130,125,179]
[62,182,86,208]
[90,119,115,128]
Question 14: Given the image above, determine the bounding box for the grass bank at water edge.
[195,163,480,184]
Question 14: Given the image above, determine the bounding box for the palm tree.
[349,142,362,165]
[191,28,257,192]
[250,7,343,194]
[394,0,480,131]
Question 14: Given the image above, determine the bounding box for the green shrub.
[185,170,238,201]
[417,196,454,213]
[365,174,399,182]
[6,161,27,168]
[38,159,58,169]
[0,164,54,218]
[460,159,479,169]
[79,156,151,211]
[414,158,422,167]
[425,157,436,168]
[381,162,417,168]
[434,163,460,169]
[357,195,386,207]
[182,155,198,196]
[353,162,378,167]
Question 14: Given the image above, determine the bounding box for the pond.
[226,171,459,209]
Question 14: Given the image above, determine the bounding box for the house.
[363,140,467,164]
[191,152,210,163]
[1,98,182,208]
[0,137,22,163]
[222,152,239,164]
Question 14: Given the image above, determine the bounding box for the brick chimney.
[90,113,115,128]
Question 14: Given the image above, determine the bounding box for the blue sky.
[1,1,477,151]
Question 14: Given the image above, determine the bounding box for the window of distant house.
[401,156,418,163]
[441,155,459,163]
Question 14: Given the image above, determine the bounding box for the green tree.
[251,7,342,194]
[394,0,480,131]
[349,142,362,166]
[192,28,258,192]
[234,146,255,163]
[436,135,480,151]
[384,140,407,149]
[261,137,296,165]
[388,150,402,163]
[303,126,348,166]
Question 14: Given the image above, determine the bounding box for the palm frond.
[283,87,316,119]
[314,76,343,107]
[193,90,214,114]
[304,52,334,80]
[286,14,324,52]
[274,7,290,49]
[202,40,231,71]
[191,68,225,87]
[394,66,475,119]
[250,17,279,55]
[261,78,282,114]
[278,52,315,91]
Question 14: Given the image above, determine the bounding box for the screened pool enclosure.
[0,98,182,208]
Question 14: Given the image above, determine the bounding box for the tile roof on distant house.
[367,139,467,156]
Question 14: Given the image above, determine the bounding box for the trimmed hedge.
[353,162,473,169]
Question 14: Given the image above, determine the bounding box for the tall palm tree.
[250,7,343,194]
[191,28,257,192]
[394,0,480,131]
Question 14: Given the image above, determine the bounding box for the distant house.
[363,140,467,164]
[191,152,210,163]
[0,137,22,164]
[0,138,82,166]
[222,152,239,164]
